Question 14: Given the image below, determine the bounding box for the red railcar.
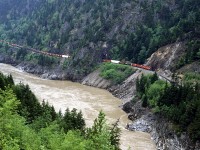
[131,63,151,70]
[103,59,111,62]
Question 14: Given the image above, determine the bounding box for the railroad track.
[0,40,70,58]
[103,59,174,83]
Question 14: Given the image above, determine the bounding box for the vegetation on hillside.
[136,73,200,141]
[0,0,199,75]
[0,72,120,150]
[112,0,200,64]
[99,63,135,84]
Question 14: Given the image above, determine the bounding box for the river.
[0,63,156,150]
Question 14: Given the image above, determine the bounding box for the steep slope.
[0,0,199,80]
[146,40,200,75]
[146,42,187,71]
[82,69,111,88]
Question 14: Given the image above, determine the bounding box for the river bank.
[0,63,157,150]
[0,55,199,149]
[81,66,200,150]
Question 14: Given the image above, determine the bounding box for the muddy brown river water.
[0,63,156,150]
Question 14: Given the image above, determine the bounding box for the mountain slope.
[0,0,199,79]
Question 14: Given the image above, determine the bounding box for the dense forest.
[0,72,120,150]
[136,72,200,141]
[0,0,199,77]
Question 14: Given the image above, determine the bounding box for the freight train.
[0,40,70,58]
[103,59,151,70]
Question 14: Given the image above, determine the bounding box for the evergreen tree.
[109,119,121,150]
[151,72,158,84]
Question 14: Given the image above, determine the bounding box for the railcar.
[103,59,151,70]
[131,63,151,70]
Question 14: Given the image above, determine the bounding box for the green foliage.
[12,83,42,123]
[60,130,89,150]
[31,101,58,130]
[109,120,121,150]
[136,73,165,110]
[86,111,120,150]
[60,108,85,133]
[112,0,200,63]
[141,94,148,108]
[0,73,14,90]
[0,88,20,114]
[183,72,200,84]
[136,73,200,141]
[0,0,199,72]
[62,59,69,69]
[0,88,41,150]
[16,48,27,61]
[146,80,166,108]
[100,63,135,84]
[176,40,200,69]
[37,55,56,66]
[0,72,121,149]
[187,107,200,140]
[136,73,154,95]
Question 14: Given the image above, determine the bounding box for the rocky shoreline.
[124,102,200,150]
[0,53,85,81]
[82,68,200,150]
[16,62,68,80]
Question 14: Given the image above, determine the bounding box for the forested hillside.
[0,0,199,78]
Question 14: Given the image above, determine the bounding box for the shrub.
[146,80,166,107]
[99,63,135,84]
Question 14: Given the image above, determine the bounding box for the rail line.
[0,40,173,83]
[103,59,174,83]
[0,40,70,58]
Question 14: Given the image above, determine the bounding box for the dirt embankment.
[82,68,152,104]
[146,42,186,71]
[82,69,111,89]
